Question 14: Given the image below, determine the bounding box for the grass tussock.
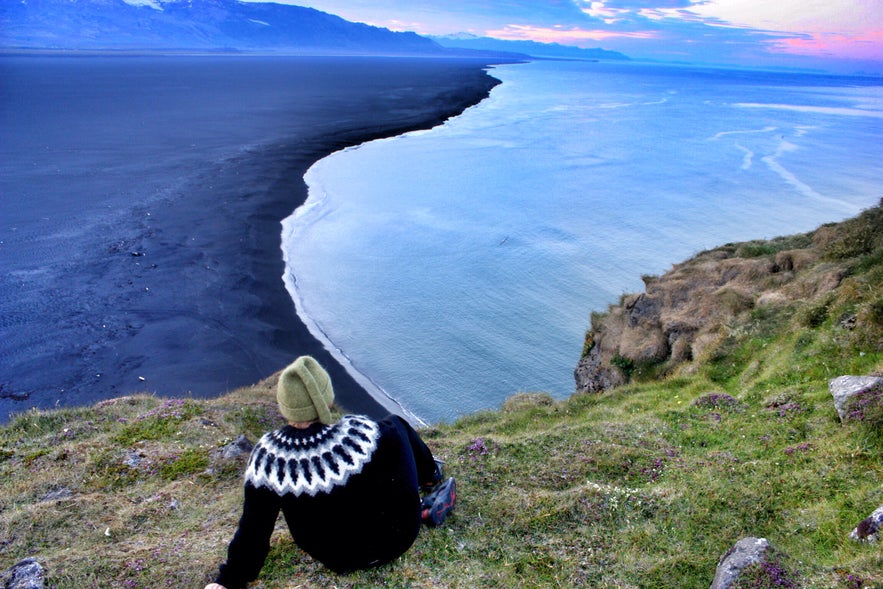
[2,204,882,588]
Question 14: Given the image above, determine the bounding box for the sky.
[248,0,883,72]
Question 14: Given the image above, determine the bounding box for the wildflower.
[784,443,812,456]
[465,437,490,459]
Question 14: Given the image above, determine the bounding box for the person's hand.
[204,584,227,589]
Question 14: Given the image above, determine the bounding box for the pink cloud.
[771,29,883,60]
[486,24,657,44]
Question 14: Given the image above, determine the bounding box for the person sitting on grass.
[204,355,456,589]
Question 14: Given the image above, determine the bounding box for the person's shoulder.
[338,414,376,426]
[340,413,411,433]
[246,429,281,465]
[255,424,295,447]
[335,414,381,436]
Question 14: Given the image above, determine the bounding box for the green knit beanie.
[277,356,335,424]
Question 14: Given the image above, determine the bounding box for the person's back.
[205,356,456,589]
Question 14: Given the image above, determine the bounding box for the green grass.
[1,203,882,588]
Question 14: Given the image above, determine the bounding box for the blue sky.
[247,0,883,72]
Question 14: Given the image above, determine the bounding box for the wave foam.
[736,102,883,118]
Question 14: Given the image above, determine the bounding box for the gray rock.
[41,487,72,502]
[574,343,627,394]
[124,451,143,468]
[219,434,254,460]
[0,558,44,589]
[710,537,770,589]
[829,375,883,421]
[849,504,883,543]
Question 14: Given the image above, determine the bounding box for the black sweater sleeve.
[215,484,281,589]
[389,415,439,487]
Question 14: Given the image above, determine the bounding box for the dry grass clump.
[814,202,883,262]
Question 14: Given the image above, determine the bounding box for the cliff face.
[575,200,883,394]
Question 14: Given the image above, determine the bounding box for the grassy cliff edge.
[1,202,881,588]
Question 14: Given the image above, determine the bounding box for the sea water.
[283,60,883,424]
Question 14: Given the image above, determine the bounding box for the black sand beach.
[0,55,504,422]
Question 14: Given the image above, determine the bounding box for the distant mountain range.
[432,34,629,62]
[0,0,463,55]
[0,0,628,61]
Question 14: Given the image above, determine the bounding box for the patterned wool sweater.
[215,414,438,588]
[247,414,381,497]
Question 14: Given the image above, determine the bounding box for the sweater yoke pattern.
[245,415,380,497]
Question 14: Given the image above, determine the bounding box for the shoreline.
[281,190,429,426]
[248,60,507,422]
[0,56,509,423]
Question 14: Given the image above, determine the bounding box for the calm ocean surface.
[284,60,883,424]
